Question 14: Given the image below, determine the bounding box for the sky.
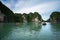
[1,0,60,20]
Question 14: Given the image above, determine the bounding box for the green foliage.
[34,12,42,20]
[27,12,34,22]
[50,11,60,22]
[0,1,14,16]
[14,12,42,22]
[14,13,23,22]
[0,1,42,23]
[26,12,42,22]
[0,1,15,22]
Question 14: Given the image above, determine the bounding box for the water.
[0,22,60,40]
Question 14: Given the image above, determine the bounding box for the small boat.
[42,22,46,25]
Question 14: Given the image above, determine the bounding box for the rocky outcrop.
[0,1,15,22]
[0,1,42,23]
[0,11,5,22]
[48,11,60,22]
[14,12,42,23]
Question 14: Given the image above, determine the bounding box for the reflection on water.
[0,22,60,40]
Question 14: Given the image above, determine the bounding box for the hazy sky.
[1,0,60,20]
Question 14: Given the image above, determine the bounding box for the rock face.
[0,1,15,22]
[0,11,4,22]
[33,12,42,23]
[0,15,4,22]
[0,1,42,23]
[49,11,60,22]
[15,12,42,23]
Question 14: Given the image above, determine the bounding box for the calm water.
[0,22,60,40]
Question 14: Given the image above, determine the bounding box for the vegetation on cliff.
[47,11,60,22]
[0,1,42,23]
[1,1,60,23]
[15,12,42,23]
[14,13,23,22]
[0,1,15,22]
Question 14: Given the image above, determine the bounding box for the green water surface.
[0,22,60,40]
